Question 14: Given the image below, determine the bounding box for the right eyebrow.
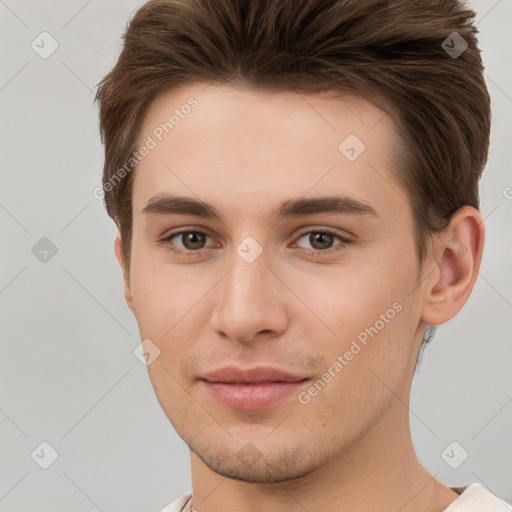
[142,195,223,221]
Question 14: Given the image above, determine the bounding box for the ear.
[114,231,135,312]
[421,206,485,326]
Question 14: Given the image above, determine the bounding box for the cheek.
[129,252,217,355]
[289,256,418,386]
[296,299,416,437]
[288,253,413,333]
[129,233,180,327]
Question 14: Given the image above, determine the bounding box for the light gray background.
[0,0,511,511]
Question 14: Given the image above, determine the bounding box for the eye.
[292,229,351,255]
[158,230,217,255]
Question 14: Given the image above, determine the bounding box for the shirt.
[159,483,512,512]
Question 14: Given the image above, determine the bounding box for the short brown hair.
[95,0,490,271]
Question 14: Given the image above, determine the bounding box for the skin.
[114,82,484,512]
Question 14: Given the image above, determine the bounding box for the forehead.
[138,82,392,146]
[132,82,406,220]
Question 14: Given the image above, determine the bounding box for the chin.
[192,441,324,483]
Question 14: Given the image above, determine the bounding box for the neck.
[188,395,459,512]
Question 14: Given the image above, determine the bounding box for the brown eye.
[178,231,206,250]
[292,229,352,256]
[158,230,215,255]
[308,232,335,250]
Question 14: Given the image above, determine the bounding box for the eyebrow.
[141,194,379,221]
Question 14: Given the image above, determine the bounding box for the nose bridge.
[224,243,274,314]
[230,243,271,299]
[209,239,288,341]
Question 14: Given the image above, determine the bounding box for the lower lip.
[201,380,309,410]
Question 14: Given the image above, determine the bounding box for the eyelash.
[158,229,352,258]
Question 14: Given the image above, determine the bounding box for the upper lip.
[201,365,308,384]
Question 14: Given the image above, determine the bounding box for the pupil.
[184,232,204,249]
[311,232,333,250]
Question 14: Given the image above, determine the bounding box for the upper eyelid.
[163,228,216,241]
[291,229,350,249]
[295,227,351,239]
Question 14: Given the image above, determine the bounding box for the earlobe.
[114,232,135,312]
[421,207,484,326]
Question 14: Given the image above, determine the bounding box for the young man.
[95,0,510,511]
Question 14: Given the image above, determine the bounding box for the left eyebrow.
[274,195,379,219]
[141,194,379,221]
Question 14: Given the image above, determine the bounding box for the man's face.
[124,83,427,482]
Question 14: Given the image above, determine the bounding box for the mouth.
[199,366,310,410]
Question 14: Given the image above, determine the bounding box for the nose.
[209,246,290,343]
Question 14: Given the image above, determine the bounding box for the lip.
[201,365,307,383]
[200,366,309,410]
